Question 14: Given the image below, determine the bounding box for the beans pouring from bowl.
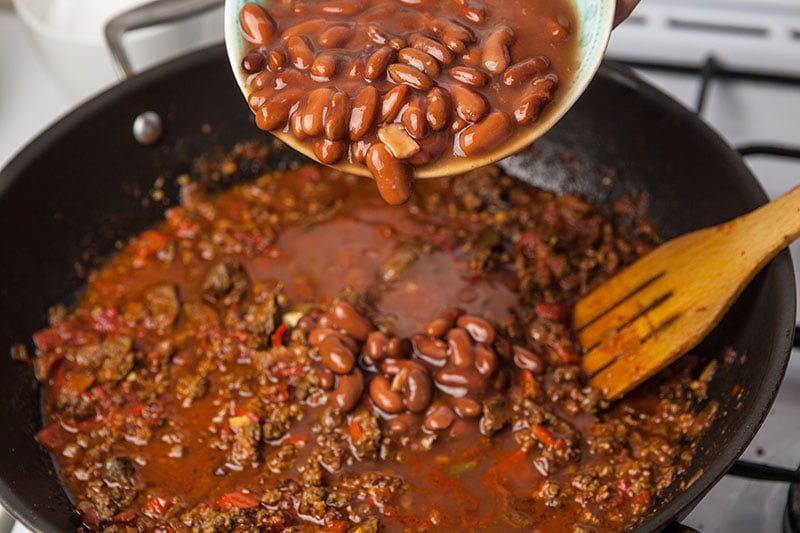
[227,0,614,204]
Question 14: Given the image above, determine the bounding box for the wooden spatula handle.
[725,184,800,271]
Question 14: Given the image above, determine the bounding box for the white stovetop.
[2,2,800,533]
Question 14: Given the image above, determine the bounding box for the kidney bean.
[456,315,495,344]
[448,418,478,439]
[429,18,475,53]
[241,51,266,74]
[435,367,486,397]
[449,66,489,87]
[454,0,486,23]
[331,301,374,341]
[458,111,513,156]
[315,0,365,16]
[310,51,339,80]
[320,335,356,374]
[369,375,405,414]
[513,345,544,374]
[450,85,488,123]
[313,138,346,164]
[424,88,451,132]
[317,24,351,48]
[366,24,394,46]
[546,17,571,42]
[381,358,427,376]
[267,48,287,71]
[386,337,411,359]
[404,368,433,412]
[365,143,414,205]
[424,404,455,431]
[318,313,334,328]
[387,412,415,434]
[408,33,454,65]
[291,108,307,140]
[240,3,276,46]
[452,397,482,418]
[412,334,448,361]
[255,88,304,131]
[308,328,359,353]
[274,68,303,90]
[482,26,514,74]
[250,70,273,91]
[446,328,475,369]
[450,116,468,135]
[332,369,364,412]
[300,88,332,137]
[248,87,273,111]
[365,331,388,360]
[387,64,434,91]
[398,48,441,78]
[349,86,380,141]
[425,308,463,337]
[318,367,336,390]
[475,343,498,376]
[287,35,314,70]
[324,91,350,140]
[503,56,550,87]
[513,76,556,125]
[301,87,333,137]
[347,57,365,79]
[381,85,411,122]
[408,132,450,166]
[351,139,372,163]
[365,46,396,81]
[281,18,326,40]
[395,36,413,48]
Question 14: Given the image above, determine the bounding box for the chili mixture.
[239,0,577,203]
[30,143,718,532]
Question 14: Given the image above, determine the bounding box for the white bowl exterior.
[14,0,224,100]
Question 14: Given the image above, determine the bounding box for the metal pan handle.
[105,0,224,80]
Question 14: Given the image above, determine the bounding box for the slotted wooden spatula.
[573,184,800,400]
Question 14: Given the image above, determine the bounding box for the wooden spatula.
[573,184,800,400]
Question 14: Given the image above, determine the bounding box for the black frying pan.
[0,45,795,532]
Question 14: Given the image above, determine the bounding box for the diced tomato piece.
[283,435,308,447]
[217,489,260,509]
[349,420,363,442]
[134,230,168,262]
[36,422,66,451]
[271,323,288,348]
[142,496,172,518]
[113,509,137,523]
[535,301,571,322]
[531,424,561,449]
[553,342,581,365]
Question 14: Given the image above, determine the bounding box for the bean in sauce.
[238,0,578,204]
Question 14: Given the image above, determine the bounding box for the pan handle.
[105,0,224,80]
